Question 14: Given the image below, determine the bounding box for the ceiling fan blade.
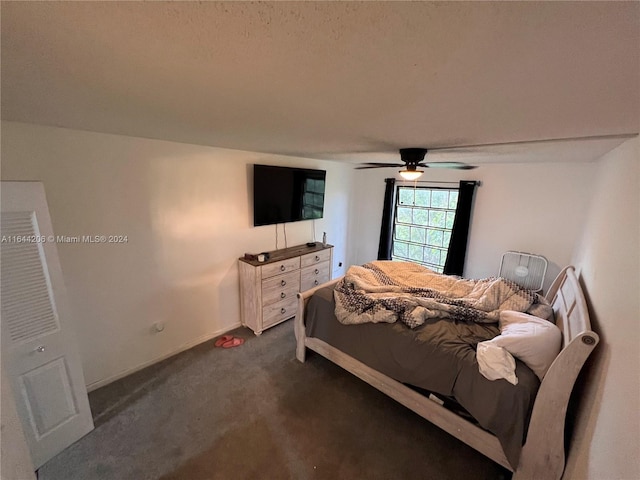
[427,133,636,152]
[332,133,637,161]
[355,166,393,170]
[420,162,477,169]
[355,162,403,169]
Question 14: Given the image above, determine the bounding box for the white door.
[1,181,94,468]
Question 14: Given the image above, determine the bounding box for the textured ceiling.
[1,1,638,163]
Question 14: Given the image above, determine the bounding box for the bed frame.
[295,266,599,480]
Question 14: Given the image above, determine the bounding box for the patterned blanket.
[334,261,549,328]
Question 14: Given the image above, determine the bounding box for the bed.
[294,263,598,480]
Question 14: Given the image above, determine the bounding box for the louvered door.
[1,182,93,468]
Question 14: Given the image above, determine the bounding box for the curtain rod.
[394,180,482,187]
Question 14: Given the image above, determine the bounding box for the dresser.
[239,243,333,335]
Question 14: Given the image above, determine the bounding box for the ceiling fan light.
[399,169,424,180]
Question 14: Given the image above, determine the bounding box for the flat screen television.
[253,164,326,226]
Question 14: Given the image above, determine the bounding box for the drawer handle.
[314,280,319,285]
[280,307,286,314]
[314,269,319,274]
[280,265,286,272]
[315,255,320,261]
[281,280,286,287]
[280,292,286,299]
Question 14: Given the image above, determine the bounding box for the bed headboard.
[545,266,598,348]
[519,266,599,478]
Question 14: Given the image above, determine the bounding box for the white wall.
[564,137,639,480]
[350,161,597,291]
[0,121,353,389]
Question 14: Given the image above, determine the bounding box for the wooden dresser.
[239,243,333,335]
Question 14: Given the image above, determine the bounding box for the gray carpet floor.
[38,321,510,480]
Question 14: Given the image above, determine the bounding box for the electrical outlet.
[338,262,343,267]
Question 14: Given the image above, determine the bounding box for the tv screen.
[253,164,326,226]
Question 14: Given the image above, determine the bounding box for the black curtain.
[377,178,396,260]
[443,181,478,276]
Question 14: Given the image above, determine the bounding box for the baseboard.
[86,321,242,392]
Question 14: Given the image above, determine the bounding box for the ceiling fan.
[356,147,477,180]
[352,133,635,180]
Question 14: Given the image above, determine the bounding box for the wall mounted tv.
[253,164,326,227]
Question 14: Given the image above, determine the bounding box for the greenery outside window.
[392,186,459,273]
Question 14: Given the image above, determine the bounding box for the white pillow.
[476,342,518,385]
[493,310,562,380]
[477,310,562,384]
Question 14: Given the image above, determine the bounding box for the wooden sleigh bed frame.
[294,266,599,480]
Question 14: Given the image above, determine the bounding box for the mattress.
[304,284,540,469]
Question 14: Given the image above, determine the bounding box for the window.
[302,178,324,219]
[391,186,459,273]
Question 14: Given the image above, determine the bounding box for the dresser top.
[239,243,333,267]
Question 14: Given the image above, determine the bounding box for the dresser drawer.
[300,249,331,268]
[262,271,300,306]
[301,261,331,292]
[261,257,301,279]
[262,296,298,327]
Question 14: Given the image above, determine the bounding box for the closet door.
[1,182,93,468]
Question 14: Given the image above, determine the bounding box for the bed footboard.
[294,276,512,470]
[295,277,342,362]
